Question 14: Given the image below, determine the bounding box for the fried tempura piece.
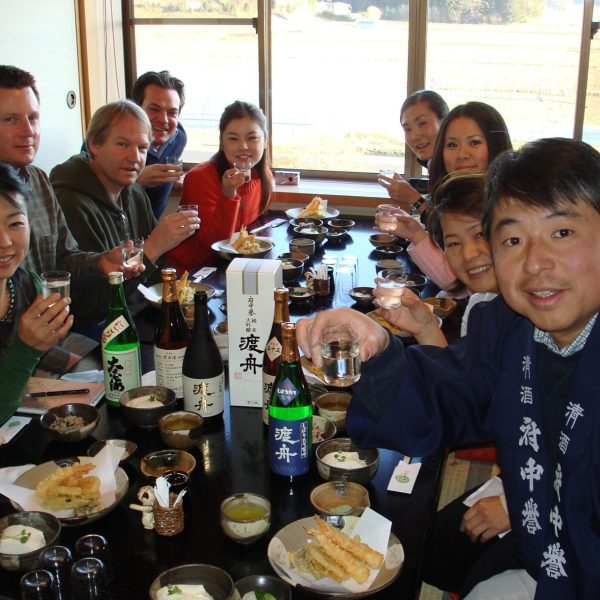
[306,542,350,583]
[230,225,260,254]
[36,463,101,513]
[298,196,327,218]
[176,271,192,304]
[314,515,384,568]
[305,528,370,583]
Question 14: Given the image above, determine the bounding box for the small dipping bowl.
[220,493,271,544]
[289,237,316,257]
[293,225,328,244]
[348,286,374,307]
[310,480,370,517]
[376,258,404,274]
[235,574,291,600]
[369,233,397,247]
[150,564,236,600]
[0,511,61,572]
[158,411,204,449]
[140,449,196,478]
[119,386,177,429]
[40,403,99,443]
[405,272,428,295]
[288,217,323,230]
[288,287,315,310]
[278,251,310,264]
[281,258,304,284]
[327,218,355,232]
[316,391,352,431]
[375,244,404,258]
[315,438,380,484]
[326,229,347,245]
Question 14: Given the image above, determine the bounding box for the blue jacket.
[348,297,600,599]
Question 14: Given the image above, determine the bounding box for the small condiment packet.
[192,266,216,281]
[387,455,422,494]
[0,416,31,445]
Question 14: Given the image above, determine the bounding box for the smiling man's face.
[491,197,600,347]
[140,84,180,147]
[0,86,40,168]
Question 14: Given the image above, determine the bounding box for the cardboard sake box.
[226,258,283,407]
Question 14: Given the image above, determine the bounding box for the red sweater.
[167,161,265,273]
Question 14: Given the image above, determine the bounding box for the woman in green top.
[0,163,73,423]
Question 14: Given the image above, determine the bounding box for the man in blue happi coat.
[297,137,600,599]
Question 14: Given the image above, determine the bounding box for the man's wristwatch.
[410,196,428,213]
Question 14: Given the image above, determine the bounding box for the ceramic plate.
[142,282,215,309]
[267,516,403,597]
[285,207,340,220]
[211,237,273,261]
[13,456,129,527]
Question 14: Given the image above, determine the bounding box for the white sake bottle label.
[262,372,276,425]
[154,346,186,398]
[183,373,225,417]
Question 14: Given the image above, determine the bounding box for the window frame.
[122,0,594,183]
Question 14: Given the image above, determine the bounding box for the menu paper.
[387,456,422,494]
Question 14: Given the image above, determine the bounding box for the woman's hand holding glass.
[221,162,252,199]
[18,293,73,352]
[374,208,428,245]
[377,171,422,212]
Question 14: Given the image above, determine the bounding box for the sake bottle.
[182,291,224,419]
[154,268,189,398]
[268,322,312,479]
[262,287,290,426]
[101,272,142,407]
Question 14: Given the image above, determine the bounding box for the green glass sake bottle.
[268,322,312,479]
[101,271,142,407]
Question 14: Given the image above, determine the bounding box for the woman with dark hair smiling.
[376,101,512,291]
[378,89,449,215]
[0,163,72,422]
[168,100,272,272]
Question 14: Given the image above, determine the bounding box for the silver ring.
[180,224,185,229]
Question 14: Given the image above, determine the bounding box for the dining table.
[0,210,461,599]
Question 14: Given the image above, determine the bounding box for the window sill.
[272,178,389,216]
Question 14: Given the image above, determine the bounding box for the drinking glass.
[234,160,253,183]
[376,274,408,309]
[39,545,72,600]
[177,204,198,216]
[70,557,111,599]
[319,326,361,387]
[41,271,71,300]
[74,534,113,582]
[20,569,55,599]
[120,237,144,268]
[376,204,402,233]
[164,155,183,170]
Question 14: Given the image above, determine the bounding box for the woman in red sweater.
[168,100,272,272]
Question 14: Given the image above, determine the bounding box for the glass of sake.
[319,325,361,387]
[376,204,402,233]
[120,237,144,268]
[41,271,71,300]
[376,273,408,309]
[233,160,253,183]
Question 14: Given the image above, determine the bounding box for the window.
[124,0,595,177]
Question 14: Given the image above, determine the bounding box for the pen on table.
[28,388,90,398]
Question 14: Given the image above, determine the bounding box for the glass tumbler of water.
[320,326,361,387]
[376,204,401,233]
[120,237,144,268]
[376,274,407,309]
[41,271,71,300]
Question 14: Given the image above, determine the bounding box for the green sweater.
[0,270,44,424]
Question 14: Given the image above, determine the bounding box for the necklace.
[0,278,16,324]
